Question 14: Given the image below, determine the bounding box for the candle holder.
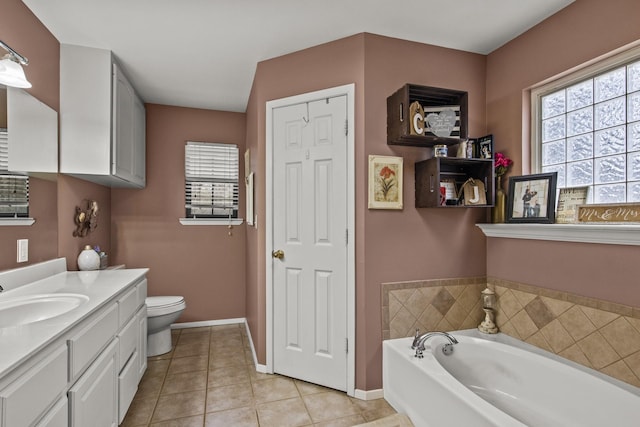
[478,287,498,334]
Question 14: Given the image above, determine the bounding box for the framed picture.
[478,134,493,159]
[439,179,457,206]
[556,186,589,224]
[368,155,403,210]
[506,172,557,223]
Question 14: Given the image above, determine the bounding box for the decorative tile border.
[381,277,486,341]
[488,277,640,387]
[381,276,640,387]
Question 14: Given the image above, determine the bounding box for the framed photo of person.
[506,172,558,223]
[478,134,493,159]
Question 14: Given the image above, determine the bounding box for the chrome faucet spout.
[413,331,458,358]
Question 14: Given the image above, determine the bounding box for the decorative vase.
[492,176,506,223]
[77,245,100,271]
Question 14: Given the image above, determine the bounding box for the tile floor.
[122,324,397,426]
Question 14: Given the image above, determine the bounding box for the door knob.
[272,249,285,260]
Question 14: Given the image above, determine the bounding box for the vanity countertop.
[0,267,148,378]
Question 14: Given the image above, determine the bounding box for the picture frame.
[506,172,557,223]
[368,155,403,210]
[478,134,493,159]
[556,186,589,224]
[439,178,457,206]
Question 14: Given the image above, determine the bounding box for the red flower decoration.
[380,166,396,179]
[494,152,513,177]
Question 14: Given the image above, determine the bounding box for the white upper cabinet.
[60,44,145,188]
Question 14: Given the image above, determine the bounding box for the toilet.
[146,296,186,357]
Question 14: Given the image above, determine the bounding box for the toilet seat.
[146,296,186,316]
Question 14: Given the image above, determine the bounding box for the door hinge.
[344,119,348,136]
[345,338,349,353]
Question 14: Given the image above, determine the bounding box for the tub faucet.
[0,284,3,292]
[413,331,458,358]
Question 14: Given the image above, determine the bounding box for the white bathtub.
[383,330,640,427]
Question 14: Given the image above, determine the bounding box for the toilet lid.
[146,296,185,311]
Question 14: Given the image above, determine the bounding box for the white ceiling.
[22,0,574,112]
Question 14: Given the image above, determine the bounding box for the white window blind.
[185,141,239,218]
[0,129,29,218]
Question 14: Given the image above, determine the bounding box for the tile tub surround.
[122,324,397,426]
[381,277,487,341]
[488,277,640,388]
[382,277,640,388]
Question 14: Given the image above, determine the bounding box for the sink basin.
[0,293,89,328]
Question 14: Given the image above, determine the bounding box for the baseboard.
[354,388,384,401]
[170,317,246,329]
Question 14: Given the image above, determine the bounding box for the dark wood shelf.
[387,84,468,147]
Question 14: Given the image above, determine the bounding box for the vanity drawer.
[118,311,138,369]
[0,345,67,427]
[68,302,118,380]
[35,395,68,427]
[118,350,139,423]
[136,278,147,307]
[118,285,138,327]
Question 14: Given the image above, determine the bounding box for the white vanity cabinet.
[0,271,148,427]
[60,44,146,188]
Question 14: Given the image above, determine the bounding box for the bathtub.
[383,330,640,427]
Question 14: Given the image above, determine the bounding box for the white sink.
[0,293,89,328]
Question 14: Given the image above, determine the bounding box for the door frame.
[265,84,355,396]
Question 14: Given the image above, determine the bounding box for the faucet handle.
[411,329,420,349]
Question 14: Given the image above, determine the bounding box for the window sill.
[179,218,244,226]
[0,218,35,226]
[476,223,640,246]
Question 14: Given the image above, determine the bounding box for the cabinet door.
[69,339,118,427]
[138,306,148,379]
[132,93,146,185]
[112,62,145,187]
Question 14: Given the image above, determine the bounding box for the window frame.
[181,141,242,225]
[530,42,640,202]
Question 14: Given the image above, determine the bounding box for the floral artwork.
[368,155,403,209]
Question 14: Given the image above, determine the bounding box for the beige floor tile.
[252,376,299,403]
[168,355,209,374]
[208,364,250,388]
[205,406,259,427]
[161,370,208,395]
[294,379,328,395]
[256,397,312,427]
[174,341,210,358]
[350,398,396,421]
[151,389,206,423]
[314,414,367,427]
[126,324,397,427]
[303,390,359,423]
[150,414,204,427]
[206,382,255,412]
[209,353,248,369]
[121,395,157,426]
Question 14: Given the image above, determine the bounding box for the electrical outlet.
[17,239,28,263]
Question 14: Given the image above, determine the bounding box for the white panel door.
[272,95,348,391]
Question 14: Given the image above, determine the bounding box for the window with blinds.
[0,129,29,218]
[185,141,239,219]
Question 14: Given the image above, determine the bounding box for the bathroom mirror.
[4,85,58,176]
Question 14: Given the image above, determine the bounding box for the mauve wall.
[111,104,247,322]
[246,33,487,390]
[0,0,59,271]
[485,0,640,306]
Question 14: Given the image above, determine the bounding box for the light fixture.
[0,40,31,88]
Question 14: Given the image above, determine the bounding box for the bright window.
[0,128,29,218]
[532,47,640,204]
[184,141,239,219]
